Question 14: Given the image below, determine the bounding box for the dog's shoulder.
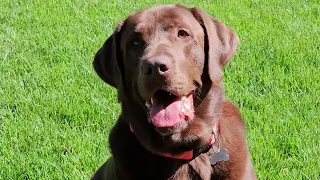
[91,156,117,180]
[217,99,255,179]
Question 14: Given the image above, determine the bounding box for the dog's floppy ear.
[191,8,239,84]
[93,22,125,102]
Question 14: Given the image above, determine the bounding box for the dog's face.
[93,4,239,155]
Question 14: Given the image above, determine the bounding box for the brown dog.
[91,4,256,180]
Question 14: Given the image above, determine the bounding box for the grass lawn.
[0,0,319,179]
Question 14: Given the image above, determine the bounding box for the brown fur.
[92,4,256,180]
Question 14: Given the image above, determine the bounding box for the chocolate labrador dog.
[91,4,256,180]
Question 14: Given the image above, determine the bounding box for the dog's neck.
[128,122,219,160]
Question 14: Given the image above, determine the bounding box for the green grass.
[0,0,319,179]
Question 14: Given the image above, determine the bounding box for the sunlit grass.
[0,0,319,179]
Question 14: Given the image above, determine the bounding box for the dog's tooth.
[181,105,185,112]
[184,101,191,110]
[181,96,186,101]
[150,98,153,105]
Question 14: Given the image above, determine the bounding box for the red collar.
[129,124,217,160]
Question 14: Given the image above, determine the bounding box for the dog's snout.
[142,56,171,77]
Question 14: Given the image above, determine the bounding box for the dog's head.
[93,4,239,157]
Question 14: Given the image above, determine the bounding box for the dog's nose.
[142,55,171,77]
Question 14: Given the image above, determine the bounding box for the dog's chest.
[168,155,211,180]
[170,154,229,180]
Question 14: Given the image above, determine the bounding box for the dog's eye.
[132,40,140,46]
[131,39,143,47]
[130,38,144,47]
[178,30,189,38]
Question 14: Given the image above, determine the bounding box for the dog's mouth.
[145,89,195,129]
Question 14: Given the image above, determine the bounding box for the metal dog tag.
[210,148,229,165]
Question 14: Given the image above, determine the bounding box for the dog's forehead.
[127,5,197,32]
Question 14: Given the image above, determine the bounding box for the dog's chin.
[154,127,201,155]
[153,121,188,137]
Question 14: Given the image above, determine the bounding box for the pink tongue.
[150,95,194,127]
